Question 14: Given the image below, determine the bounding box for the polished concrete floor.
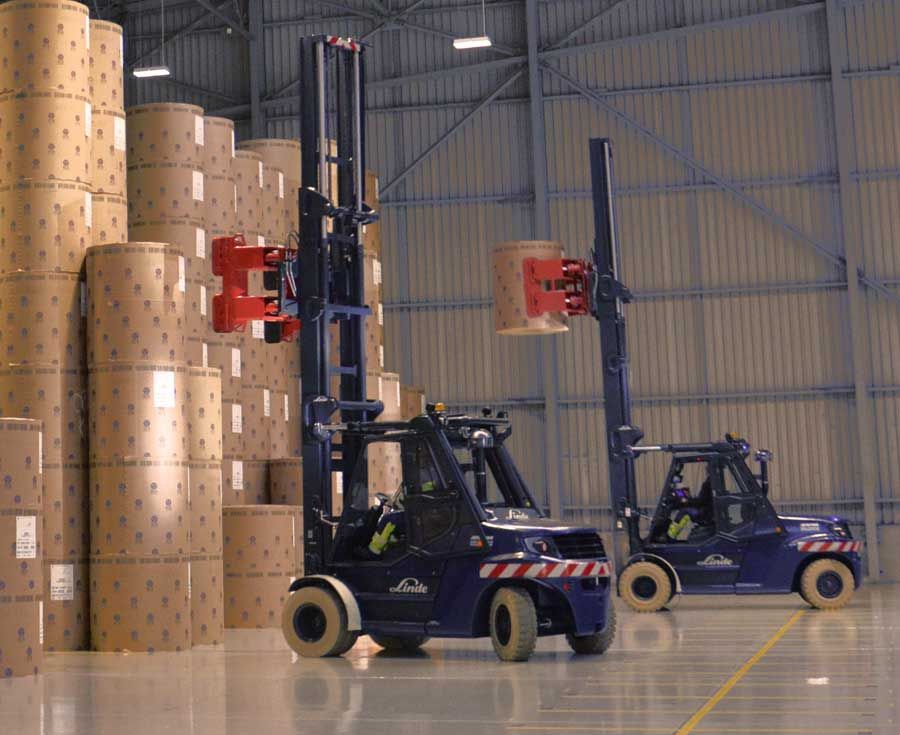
[2,585,897,735]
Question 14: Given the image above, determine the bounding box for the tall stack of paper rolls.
[0,0,95,652]
[86,242,191,652]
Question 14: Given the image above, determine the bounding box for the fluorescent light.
[133,65,171,79]
[453,35,492,50]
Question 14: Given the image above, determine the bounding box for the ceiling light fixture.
[133,0,171,78]
[454,0,492,50]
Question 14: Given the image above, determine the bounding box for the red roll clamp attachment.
[211,234,301,341]
[522,257,593,318]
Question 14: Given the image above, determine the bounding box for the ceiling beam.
[127,0,233,69]
[193,0,251,41]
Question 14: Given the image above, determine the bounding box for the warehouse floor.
[3,586,895,735]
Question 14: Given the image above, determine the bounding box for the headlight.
[524,537,558,556]
[830,522,851,539]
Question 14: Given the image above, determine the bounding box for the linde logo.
[389,577,429,594]
[697,554,736,567]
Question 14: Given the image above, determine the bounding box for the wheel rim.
[494,605,512,646]
[632,575,658,601]
[816,570,843,599]
[294,603,327,643]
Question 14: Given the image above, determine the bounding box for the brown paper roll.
[42,464,88,560]
[91,192,128,246]
[0,90,92,184]
[127,219,207,283]
[0,419,42,512]
[203,117,235,179]
[0,180,91,273]
[400,385,426,420]
[187,368,222,462]
[88,460,190,556]
[221,459,268,505]
[0,367,87,466]
[233,150,263,236]
[205,175,237,233]
[91,109,126,196]
[0,0,89,95]
[0,599,42,676]
[42,557,89,651]
[88,363,188,462]
[261,164,285,243]
[269,458,301,505]
[240,386,270,461]
[0,508,42,596]
[89,554,190,652]
[127,162,205,223]
[220,399,244,460]
[361,169,381,257]
[86,241,184,300]
[238,139,301,178]
[189,462,222,554]
[223,571,290,630]
[191,554,224,645]
[89,20,124,112]
[126,103,205,166]
[207,337,241,401]
[0,272,84,368]
[269,389,290,459]
[492,240,570,335]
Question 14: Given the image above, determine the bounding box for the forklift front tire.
[281,585,359,657]
[369,634,430,653]
[619,561,672,613]
[489,587,537,662]
[567,604,617,655]
[800,558,855,610]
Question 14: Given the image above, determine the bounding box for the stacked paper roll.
[492,241,570,335]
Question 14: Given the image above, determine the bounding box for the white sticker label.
[16,516,37,558]
[80,282,87,317]
[84,102,92,137]
[38,432,43,474]
[85,16,91,49]
[231,403,243,433]
[195,115,205,146]
[278,172,284,199]
[39,600,44,645]
[379,344,385,368]
[284,393,290,422]
[84,192,92,229]
[377,303,384,326]
[192,170,204,201]
[178,256,186,293]
[258,161,264,188]
[202,342,209,368]
[231,130,236,158]
[187,560,192,600]
[114,115,126,151]
[153,370,176,408]
[263,389,271,417]
[251,320,264,339]
[231,347,241,378]
[257,234,265,247]
[196,228,206,259]
[120,34,124,64]
[377,376,383,399]
[420,394,427,412]
[233,184,238,211]
[200,285,208,317]
[373,259,382,286]
[232,460,244,490]
[50,564,75,601]
[335,471,343,496]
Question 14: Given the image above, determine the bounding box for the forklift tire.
[369,634,430,653]
[566,604,617,655]
[619,561,672,613]
[489,587,537,662]
[800,559,855,610]
[281,586,359,657]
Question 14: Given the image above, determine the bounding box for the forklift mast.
[297,36,381,574]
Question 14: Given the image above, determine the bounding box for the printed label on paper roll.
[39,600,44,645]
[231,403,243,433]
[284,393,289,422]
[278,172,284,199]
[263,389,271,418]
[85,16,91,49]
[114,115,126,151]
[231,130,236,158]
[120,35,124,64]
[195,115,205,146]
[232,460,244,490]
[153,370,177,408]
[257,234,265,246]
[200,285,208,317]
[231,347,241,378]
[420,394,427,412]
[373,259,382,286]
[38,433,43,474]
[258,161,264,188]
[50,564,75,601]
[84,192,92,229]
[196,228,206,259]
[251,320,264,339]
[233,184,238,211]
[193,170,204,201]
[396,382,401,407]
[187,561,192,600]
[377,303,384,326]
[178,256,186,293]
[85,102,92,137]
[379,344,384,368]
[335,471,343,495]
[16,516,37,558]
[202,342,209,368]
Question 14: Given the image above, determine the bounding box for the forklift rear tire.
[369,634,430,653]
[566,604,617,655]
[489,587,537,662]
[281,586,359,657]
[800,559,855,610]
[619,561,672,613]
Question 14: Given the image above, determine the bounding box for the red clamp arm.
[523,257,592,318]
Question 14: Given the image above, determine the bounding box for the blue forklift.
[214,36,615,661]
[523,138,863,613]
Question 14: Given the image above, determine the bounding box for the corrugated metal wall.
[114,0,900,555]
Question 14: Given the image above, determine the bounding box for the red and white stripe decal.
[327,36,360,52]
[479,560,611,580]
[796,540,862,553]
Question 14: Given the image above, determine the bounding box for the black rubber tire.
[618,561,672,613]
[566,604,617,655]
[281,586,357,657]
[800,558,855,610]
[369,633,430,653]
[489,587,537,662]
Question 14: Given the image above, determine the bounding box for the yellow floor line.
[674,609,807,735]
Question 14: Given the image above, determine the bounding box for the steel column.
[825,0,881,579]
[248,0,265,137]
